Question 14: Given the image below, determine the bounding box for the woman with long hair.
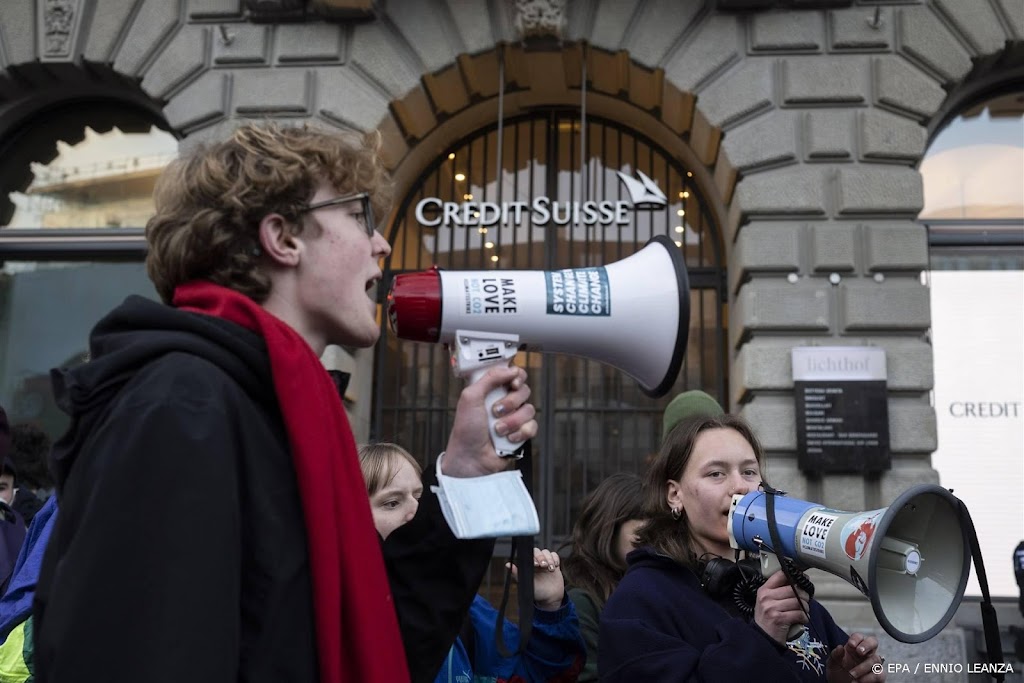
[561,473,644,682]
[599,414,886,682]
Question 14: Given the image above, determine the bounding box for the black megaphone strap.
[957,497,1006,682]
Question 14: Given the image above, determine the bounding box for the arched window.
[7,126,177,230]
[922,92,1024,269]
[0,60,173,437]
[922,91,1023,598]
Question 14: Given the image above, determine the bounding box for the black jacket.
[600,548,849,682]
[34,295,493,683]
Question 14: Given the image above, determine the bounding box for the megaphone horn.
[387,235,691,455]
[729,484,971,644]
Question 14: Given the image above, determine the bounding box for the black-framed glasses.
[298,191,375,237]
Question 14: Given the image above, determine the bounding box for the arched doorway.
[375,110,726,545]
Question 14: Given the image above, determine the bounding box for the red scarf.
[174,281,409,683]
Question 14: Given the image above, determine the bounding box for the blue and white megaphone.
[728,484,971,644]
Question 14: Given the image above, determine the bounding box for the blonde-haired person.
[33,122,539,683]
[358,442,424,540]
[599,414,886,683]
[359,443,585,682]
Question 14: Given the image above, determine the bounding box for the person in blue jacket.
[358,442,584,682]
[436,545,583,683]
[0,494,58,681]
[600,414,886,683]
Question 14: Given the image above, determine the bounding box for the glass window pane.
[930,247,1024,271]
[921,98,1023,221]
[6,126,177,230]
[0,261,158,439]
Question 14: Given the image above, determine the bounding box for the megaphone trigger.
[755,551,815,642]
[450,330,523,457]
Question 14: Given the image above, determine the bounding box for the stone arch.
[927,39,1024,141]
[376,42,732,261]
[0,0,190,226]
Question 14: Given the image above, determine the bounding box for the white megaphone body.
[387,235,690,455]
[728,484,971,643]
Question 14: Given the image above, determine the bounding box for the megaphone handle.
[468,366,522,458]
[451,331,523,458]
[759,552,807,642]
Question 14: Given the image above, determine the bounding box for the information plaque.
[792,346,890,474]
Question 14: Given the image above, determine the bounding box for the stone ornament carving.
[512,0,566,42]
[43,0,77,57]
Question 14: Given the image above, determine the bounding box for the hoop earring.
[670,506,681,521]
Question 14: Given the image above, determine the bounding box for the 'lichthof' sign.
[792,346,890,474]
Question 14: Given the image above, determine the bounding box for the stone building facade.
[0,0,1021,673]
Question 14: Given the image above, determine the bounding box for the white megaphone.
[728,484,971,643]
[387,235,690,455]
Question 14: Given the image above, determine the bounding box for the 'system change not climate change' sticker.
[544,267,611,316]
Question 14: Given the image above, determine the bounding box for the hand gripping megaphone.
[386,235,691,455]
[728,484,971,643]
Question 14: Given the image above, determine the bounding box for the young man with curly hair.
[32,123,538,683]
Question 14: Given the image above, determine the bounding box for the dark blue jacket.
[600,548,848,682]
[434,594,584,683]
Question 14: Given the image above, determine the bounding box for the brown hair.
[357,442,422,496]
[146,121,393,303]
[635,414,767,570]
[561,473,644,605]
